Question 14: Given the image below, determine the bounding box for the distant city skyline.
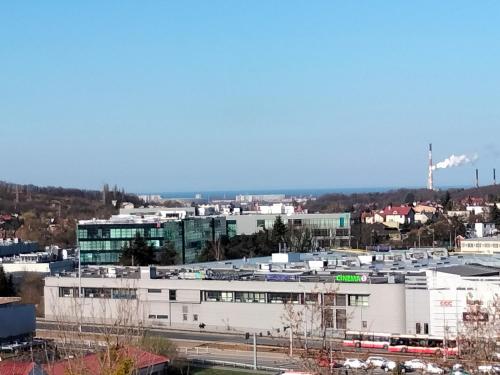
[2,1,500,192]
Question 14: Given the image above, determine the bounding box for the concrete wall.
[405,289,430,335]
[44,276,406,335]
[0,304,36,339]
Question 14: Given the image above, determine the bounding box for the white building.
[459,236,500,254]
[466,205,490,216]
[44,250,500,340]
[426,266,500,338]
[258,203,295,215]
[474,223,496,238]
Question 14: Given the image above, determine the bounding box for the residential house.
[381,205,415,225]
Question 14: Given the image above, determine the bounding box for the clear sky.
[1,1,500,193]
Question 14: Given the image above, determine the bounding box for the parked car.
[477,365,500,374]
[426,363,444,374]
[381,360,398,372]
[344,358,368,370]
[1,343,13,352]
[366,356,389,368]
[404,359,427,371]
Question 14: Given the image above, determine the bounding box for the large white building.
[44,250,500,340]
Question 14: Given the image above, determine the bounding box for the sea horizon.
[138,185,472,200]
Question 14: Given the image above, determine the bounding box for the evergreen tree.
[442,191,453,211]
[119,233,155,266]
[157,241,179,265]
[490,204,500,227]
[272,216,288,245]
[0,266,15,296]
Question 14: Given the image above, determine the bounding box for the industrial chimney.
[476,169,479,188]
[494,168,497,185]
[427,143,434,190]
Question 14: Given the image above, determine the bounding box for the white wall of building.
[426,270,500,338]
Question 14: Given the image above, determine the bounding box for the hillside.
[306,185,500,213]
[0,181,141,248]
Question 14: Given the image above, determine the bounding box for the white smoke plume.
[432,153,478,170]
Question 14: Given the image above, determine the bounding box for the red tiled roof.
[44,346,168,375]
[0,361,35,375]
[381,206,413,216]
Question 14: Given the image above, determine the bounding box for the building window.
[193,314,198,321]
[267,293,300,304]
[305,293,318,304]
[234,292,266,303]
[221,292,233,302]
[416,323,421,334]
[362,321,367,329]
[169,290,176,301]
[348,295,369,306]
[59,287,79,298]
[424,323,429,334]
[324,294,335,306]
[205,291,221,302]
[84,288,111,299]
[183,314,188,321]
[336,309,347,330]
[148,315,157,319]
[111,288,136,300]
[336,294,347,306]
[148,289,162,293]
[324,308,334,328]
[157,315,168,319]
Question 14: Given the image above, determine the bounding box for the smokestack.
[476,169,479,188]
[494,168,497,185]
[427,143,434,190]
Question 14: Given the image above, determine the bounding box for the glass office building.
[78,216,226,265]
[226,213,351,248]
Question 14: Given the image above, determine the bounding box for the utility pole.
[329,339,334,374]
[15,184,19,210]
[78,248,82,333]
[253,333,257,370]
[289,326,293,356]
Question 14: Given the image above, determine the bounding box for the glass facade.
[227,213,351,248]
[78,217,227,265]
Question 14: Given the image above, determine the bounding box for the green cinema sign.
[335,274,367,283]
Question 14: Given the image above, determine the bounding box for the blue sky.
[1,1,500,192]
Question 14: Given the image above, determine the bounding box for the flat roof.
[435,264,500,277]
[0,297,21,305]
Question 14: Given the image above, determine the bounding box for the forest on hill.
[0,181,141,247]
[306,185,500,213]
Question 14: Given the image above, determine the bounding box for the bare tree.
[44,278,176,375]
[281,284,346,375]
[457,292,500,369]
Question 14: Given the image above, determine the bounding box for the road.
[37,320,297,347]
[36,320,442,364]
[180,347,299,370]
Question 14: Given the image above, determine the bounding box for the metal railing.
[189,358,288,373]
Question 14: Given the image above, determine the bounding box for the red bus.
[343,331,391,350]
[388,335,458,355]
